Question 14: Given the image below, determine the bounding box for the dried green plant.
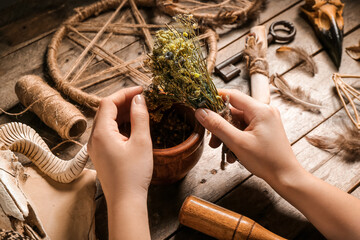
[144,15,236,169]
[144,14,225,122]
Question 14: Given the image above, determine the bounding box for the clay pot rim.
[153,120,205,158]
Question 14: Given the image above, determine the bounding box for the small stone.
[210,169,217,175]
[200,179,207,184]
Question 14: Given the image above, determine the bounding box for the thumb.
[129,94,151,143]
[195,108,248,151]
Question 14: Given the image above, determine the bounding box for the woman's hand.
[195,89,303,185]
[195,89,360,240]
[88,86,153,204]
[88,86,152,240]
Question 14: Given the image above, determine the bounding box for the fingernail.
[195,108,208,122]
[134,94,145,105]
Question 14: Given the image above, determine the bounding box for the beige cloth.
[20,167,97,240]
[0,148,97,239]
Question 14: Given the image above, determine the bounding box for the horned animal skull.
[301,0,344,68]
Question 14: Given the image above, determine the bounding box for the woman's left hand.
[88,86,153,204]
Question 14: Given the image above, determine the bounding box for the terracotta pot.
[151,105,205,184]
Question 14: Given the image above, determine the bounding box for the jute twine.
[159,0,265,26]
[244,34,269,77]
[47,0,220,110]
[15,75,87,140]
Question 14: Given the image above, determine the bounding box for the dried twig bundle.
[159,0,265,26]
[306,126,360,161]
[345,40,360,61]
[270,74,322,112]
[332,73,360,129]
[276,46,318,76]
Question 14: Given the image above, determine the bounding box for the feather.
[270,74,322,112]
[306,126,360,162]
[276,46,318,76]
[345,40,360,61]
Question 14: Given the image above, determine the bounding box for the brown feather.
[270,74,322,112]
[345,40,360,61]
[306,126,360,162]
[276,46,318,76]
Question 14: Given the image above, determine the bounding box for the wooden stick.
[70,32,113,83]
[249,25,270,104]
[76,22,166,29]
[67,28,150,85]
[332,73,360,129]
[76,55,147,88]
[64,0,127,81]
[179,195,286,240]
[70,9,130,84]
[129,0,154,51]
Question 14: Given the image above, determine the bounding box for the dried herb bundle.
[306,126,360,162]
[276,46,318,76]
[145,15,225,121]
[270,74,322,113]
[145,15,236,169]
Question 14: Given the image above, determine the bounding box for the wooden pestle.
[249,25,270,104]
[179,195,286,240]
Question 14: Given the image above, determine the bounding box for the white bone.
[0,122,88,183]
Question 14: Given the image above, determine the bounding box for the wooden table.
[0,0,359,239]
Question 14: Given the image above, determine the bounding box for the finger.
[229,107,245,123]
[129,94,151,144]
[209,134,222,148]
[92,98,128,141]
[218,89,263,123]
[96,86,143,125]
[109,86,143,107]
[195,108,249,151]
[109,86,144,124]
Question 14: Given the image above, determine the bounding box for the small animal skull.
[301,0,344,68]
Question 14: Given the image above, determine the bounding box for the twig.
[129,0,154,51]
[64,0,128,81]
[332,73,360,129]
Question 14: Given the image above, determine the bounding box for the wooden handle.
[179,196,286,240]
[249,25,270,104]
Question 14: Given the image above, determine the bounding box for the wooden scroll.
[179,195,286,240]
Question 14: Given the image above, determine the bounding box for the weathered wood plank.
[216,0,302,49]
[0,0,104,58]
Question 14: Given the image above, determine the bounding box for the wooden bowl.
[151,105,205,184]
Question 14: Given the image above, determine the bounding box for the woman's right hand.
[195,89,305,184]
